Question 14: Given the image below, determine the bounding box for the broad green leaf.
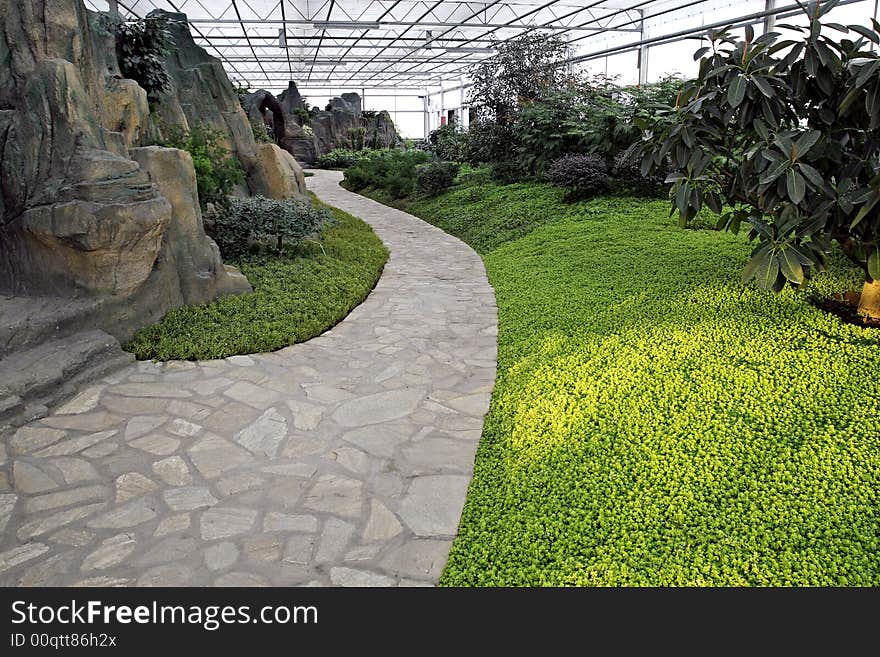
[786,169,806,204]
[779,247,806,284]
[852,191,880,228]
[849,24,880,44]
[798,162,825,189]
[794,130,821,158]
[754,248,780,290]
[728,75,747,108]
[752,76,775,98]
[869,245,880,280]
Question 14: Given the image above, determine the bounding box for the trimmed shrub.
[316,148,372,169]
[416,162,460,197]
[548,154,609,200]
[161,124,244,209]
[208,195,332,258]
[341,150,432,198]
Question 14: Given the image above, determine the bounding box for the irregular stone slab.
[49,528,95,547]
[135,537,197,567]
[115,473,158,503]
[154,514,191,537]
[332,388,426,427]
[0,543,50,573]
[224,381,280,408]
[34,430,117,458]
[18,504,105,540]
[0,493,18,534]
[244,534,282,562]
[137,564,193,586]
[113,383,192,398]
[287,400,325,430]
[283,534,318,565]
[263,512,319,533]
[87,498,156,529]
[19,553,77,586]
[200,507,257,540]
[72,577,131,587]
[329,567,395,587]
[399,475,470,537]
[442,392,493,417]
[40,412,120,432]
[167,418,202,437]
[163,486,218,512]
[214,572,269,586]
[261,463,317,478]
[380,539,453,580]
[124,415,166,440]
[129,433,180,456]
[341,424,411,458]
[315,518,355,564]
[398,437,476,474]
[188,434,251,479]
[234,408,287,457]
[363,500,403,542]
[332,447,371,474]
[25,485,108,513]
[303,475,363,518]
[204,542,239,571]
[11,427,66,454]
[81,533,137,572]
[55,385,104,415]
[51,457,100,485]
[152,456,192,486]
[13,461,58,493]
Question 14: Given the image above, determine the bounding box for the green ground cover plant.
[126,201,387,361]
[363,179,880,586]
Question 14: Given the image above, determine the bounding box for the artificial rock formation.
[0,1,312,427]
[245,82,402,165]
[0,2,312,339]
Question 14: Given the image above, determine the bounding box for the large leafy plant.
[110,13,176,99]
[638,0,880,317]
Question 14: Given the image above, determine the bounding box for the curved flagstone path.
[0,170,497,587]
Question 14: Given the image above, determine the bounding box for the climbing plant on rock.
[637,0,880,318]
[111,13,176,99]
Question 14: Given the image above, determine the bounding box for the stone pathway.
[0,170,497,587]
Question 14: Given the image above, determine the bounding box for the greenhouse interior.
[0,0,878,598]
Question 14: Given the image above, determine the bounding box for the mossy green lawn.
[126,202,388,360]
[369,180,880,586]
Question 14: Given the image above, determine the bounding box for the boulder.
[246,143,308,200]
[130,146,252,303]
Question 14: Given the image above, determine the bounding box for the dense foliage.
[415,161,460,197]
[342,150,432,198]
[384,177,880,586]
[161,125,244,209]
[209,195,332,258]
[110,13,175,99]
[547,154,610,200]
[316,148,374,169]
[637,3,880,316]
[427,123,467,162]
[126,202,387,360]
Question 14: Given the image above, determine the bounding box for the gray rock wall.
[245,82,402,165]
[0,1,260,341]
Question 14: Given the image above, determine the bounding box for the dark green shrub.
[612,151,667,198]
[548,154,609,200]
[416,162,460,196]
[162,124,244,210]
[292,107,311,124]
[341,150,431,198]
[110,13,176,99]
[316,148,372,169]
[346,127,367,150]
[491,159,529,185]
[427,124,466,162]
[209,195,332,258]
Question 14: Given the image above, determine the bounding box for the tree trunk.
[858,279,880,319]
